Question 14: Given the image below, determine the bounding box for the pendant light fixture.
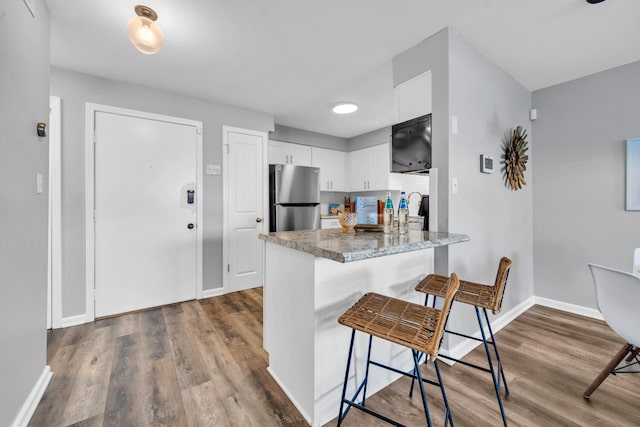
[127,5,164,54]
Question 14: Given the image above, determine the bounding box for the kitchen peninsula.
[259,229,469,426]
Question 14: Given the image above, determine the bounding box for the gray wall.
[446,31,535,347]
[391,28,534,350]
[393,28,451,275]
[50,68,274,317]
[347,127,390,151]
[532,61,640,308]
[0,0,50,425]
[270,124,348,151]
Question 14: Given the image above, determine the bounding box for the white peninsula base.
[264,242,434,427]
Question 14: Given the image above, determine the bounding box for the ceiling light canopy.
[127,5,164,54]
[332,102,358,114]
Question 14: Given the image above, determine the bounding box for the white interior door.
[94,111,198,317]
[225,128,265,292]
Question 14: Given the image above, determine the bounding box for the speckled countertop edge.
[259,229,470,263]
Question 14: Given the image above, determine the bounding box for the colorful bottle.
[383,192,394,234]
[398,191,408,234]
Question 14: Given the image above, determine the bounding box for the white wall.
[50,68,274,317]
[0,0,50,424]
[532,60,640,308]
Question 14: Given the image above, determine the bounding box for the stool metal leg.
[433,359,454,427]
[361,335,373,406]
[337,329,356,426]
[412,350,433,427]
[476,306,508,426]
[483,307,510,397]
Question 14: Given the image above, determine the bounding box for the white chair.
[634,248,640,275]
[583,263,640,398]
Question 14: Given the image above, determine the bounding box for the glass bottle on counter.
[398,191,409,234]
[383,192,394,234]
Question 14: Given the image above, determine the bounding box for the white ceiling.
[46,0,640,138]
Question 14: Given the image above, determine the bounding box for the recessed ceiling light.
[332,102,358,114]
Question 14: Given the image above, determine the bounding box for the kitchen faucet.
[407,191,422,215]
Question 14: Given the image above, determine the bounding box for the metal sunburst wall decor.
[504,125,529,190]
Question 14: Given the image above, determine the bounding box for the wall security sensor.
[481,154,494,174]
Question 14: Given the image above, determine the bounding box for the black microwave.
[391,113,432,173]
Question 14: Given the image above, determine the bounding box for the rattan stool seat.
[413,256,513,426]
[338,292,442,360]
[415,257,512,314]
[336,274,460,427]
[416,274,496,311]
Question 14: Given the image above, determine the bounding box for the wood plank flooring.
[30,290,639,426]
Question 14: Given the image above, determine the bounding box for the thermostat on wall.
[481,155,494,174]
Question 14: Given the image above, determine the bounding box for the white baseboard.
[200,287,224,299]
[438,295,604,364]
[267,367,312,426]
[534,296,603,320]
[11,365,52,427]
[60,314,87,328]
[439,296,536,364]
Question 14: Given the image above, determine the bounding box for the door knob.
[256,217,263,223]
[187,223,195,229]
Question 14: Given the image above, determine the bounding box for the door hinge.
[93,130,97,144]
[93,210,96,222]
[227,264,230,273]
[225,144,230,154]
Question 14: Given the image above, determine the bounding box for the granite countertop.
[259,229,470,263]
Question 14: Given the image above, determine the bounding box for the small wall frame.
[627,137,640,210]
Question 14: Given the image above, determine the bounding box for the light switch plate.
[36,173,43,194]
[451,116,458,135]
[205,164,221,175]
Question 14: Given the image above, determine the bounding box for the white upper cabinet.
[395,71,432,123]
[349,143,399,191]
[349,148,370,191]
[311,147,347,192]
[268,140,312,166]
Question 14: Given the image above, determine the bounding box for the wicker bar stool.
[414,257,512,426]
[337,273,460,427]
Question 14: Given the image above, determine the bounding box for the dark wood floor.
[30,289,639,426]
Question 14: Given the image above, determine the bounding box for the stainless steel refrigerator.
[269,164,321,232]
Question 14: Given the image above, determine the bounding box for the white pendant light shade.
[128,5,163,54]
[332,102,358,114]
